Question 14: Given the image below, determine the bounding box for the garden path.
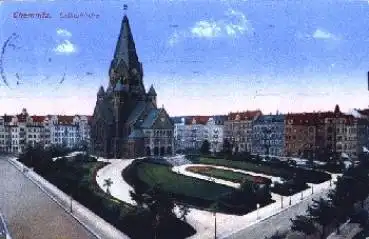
[95,155,339,239]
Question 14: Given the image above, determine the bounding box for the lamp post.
[214,209,217,239]
[281,195,283,208]
[70,194,73,213]
[289,189,292,205]
[311,185,314,195]
[300,190,303,200]
[256,203,260,220]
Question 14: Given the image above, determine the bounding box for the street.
[226,188,330,239]
[0,156,96,239]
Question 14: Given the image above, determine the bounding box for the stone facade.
[251,114,285,157]
[0,108,91,154]
[173,115,226,153]
[224,110,262,153]
[90,14,174,159]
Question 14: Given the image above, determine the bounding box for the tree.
[177,204,190,222]
[129,185,176,230]
[290,215,318,239]
[328,177,355,234]
[222,139,232,155]
[307,198,334,238]
[266,231,285,239]
[103,178,113,195]
[345,163,369,208]
[200,140,210,155]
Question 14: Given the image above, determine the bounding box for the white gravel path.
[95,157,146,205]
[172,163,284,186]
[94,156,339,239]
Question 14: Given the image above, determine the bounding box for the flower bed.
[186,166,272,185]
[123,159,275,215]
[199,158,331,184]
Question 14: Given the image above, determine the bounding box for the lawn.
[199,157,331,184]
[18,149,196,239]
[133,162,235,201]
[186,166,272,185]
[123,159,275,215]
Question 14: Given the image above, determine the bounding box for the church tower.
[147,85,157,107]
[109,13,146,102]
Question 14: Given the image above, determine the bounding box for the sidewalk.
[326,221,362,239]
[6,157,130,239]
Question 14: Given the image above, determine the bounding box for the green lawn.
[186,166,271,185]
[135,162,235,201]
[199,157,331,184]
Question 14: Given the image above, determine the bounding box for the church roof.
[113,15,140,71]
[148,85,157,96]
[141,108,162,128]
[126,101,150,125]
[128,129,144,139]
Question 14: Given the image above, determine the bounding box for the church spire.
[113,8,140,71]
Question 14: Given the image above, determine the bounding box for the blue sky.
[1,0,369,116]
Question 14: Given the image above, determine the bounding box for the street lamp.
[213,208,217,239]
[256,203,260,220]
[311,185,314,195]
[70,194,73,213]
[289,189,292,205]
[281,195,283,208]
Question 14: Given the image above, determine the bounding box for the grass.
[135,162,234,201]
[123,160,275,215]
[19,152,195,238]
[199,157,331,183]
[186,166,272,185]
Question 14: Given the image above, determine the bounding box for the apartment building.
[0,109,92,154]
[173,115,227,153]
[252,114,285,157]
[224,110,262,153]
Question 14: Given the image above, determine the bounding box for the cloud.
[56,28,72,38]
[168,8,252,45]
[53,40,77,54]
[312,28,339,40]
[191,21,222,38]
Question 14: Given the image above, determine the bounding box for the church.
[90,13,174,159]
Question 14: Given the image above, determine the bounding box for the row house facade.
[251,114,285,157]
[0,109,92,154]
[284,105,369,160]
[224,110,262,153]
[173,115,226,153]
[285,113,319,158]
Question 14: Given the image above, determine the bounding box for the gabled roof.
[31,116,46,123]
[141,108,162,128]
[57,115,74,125]
[228,110,262,121]
[185,116,210,125]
